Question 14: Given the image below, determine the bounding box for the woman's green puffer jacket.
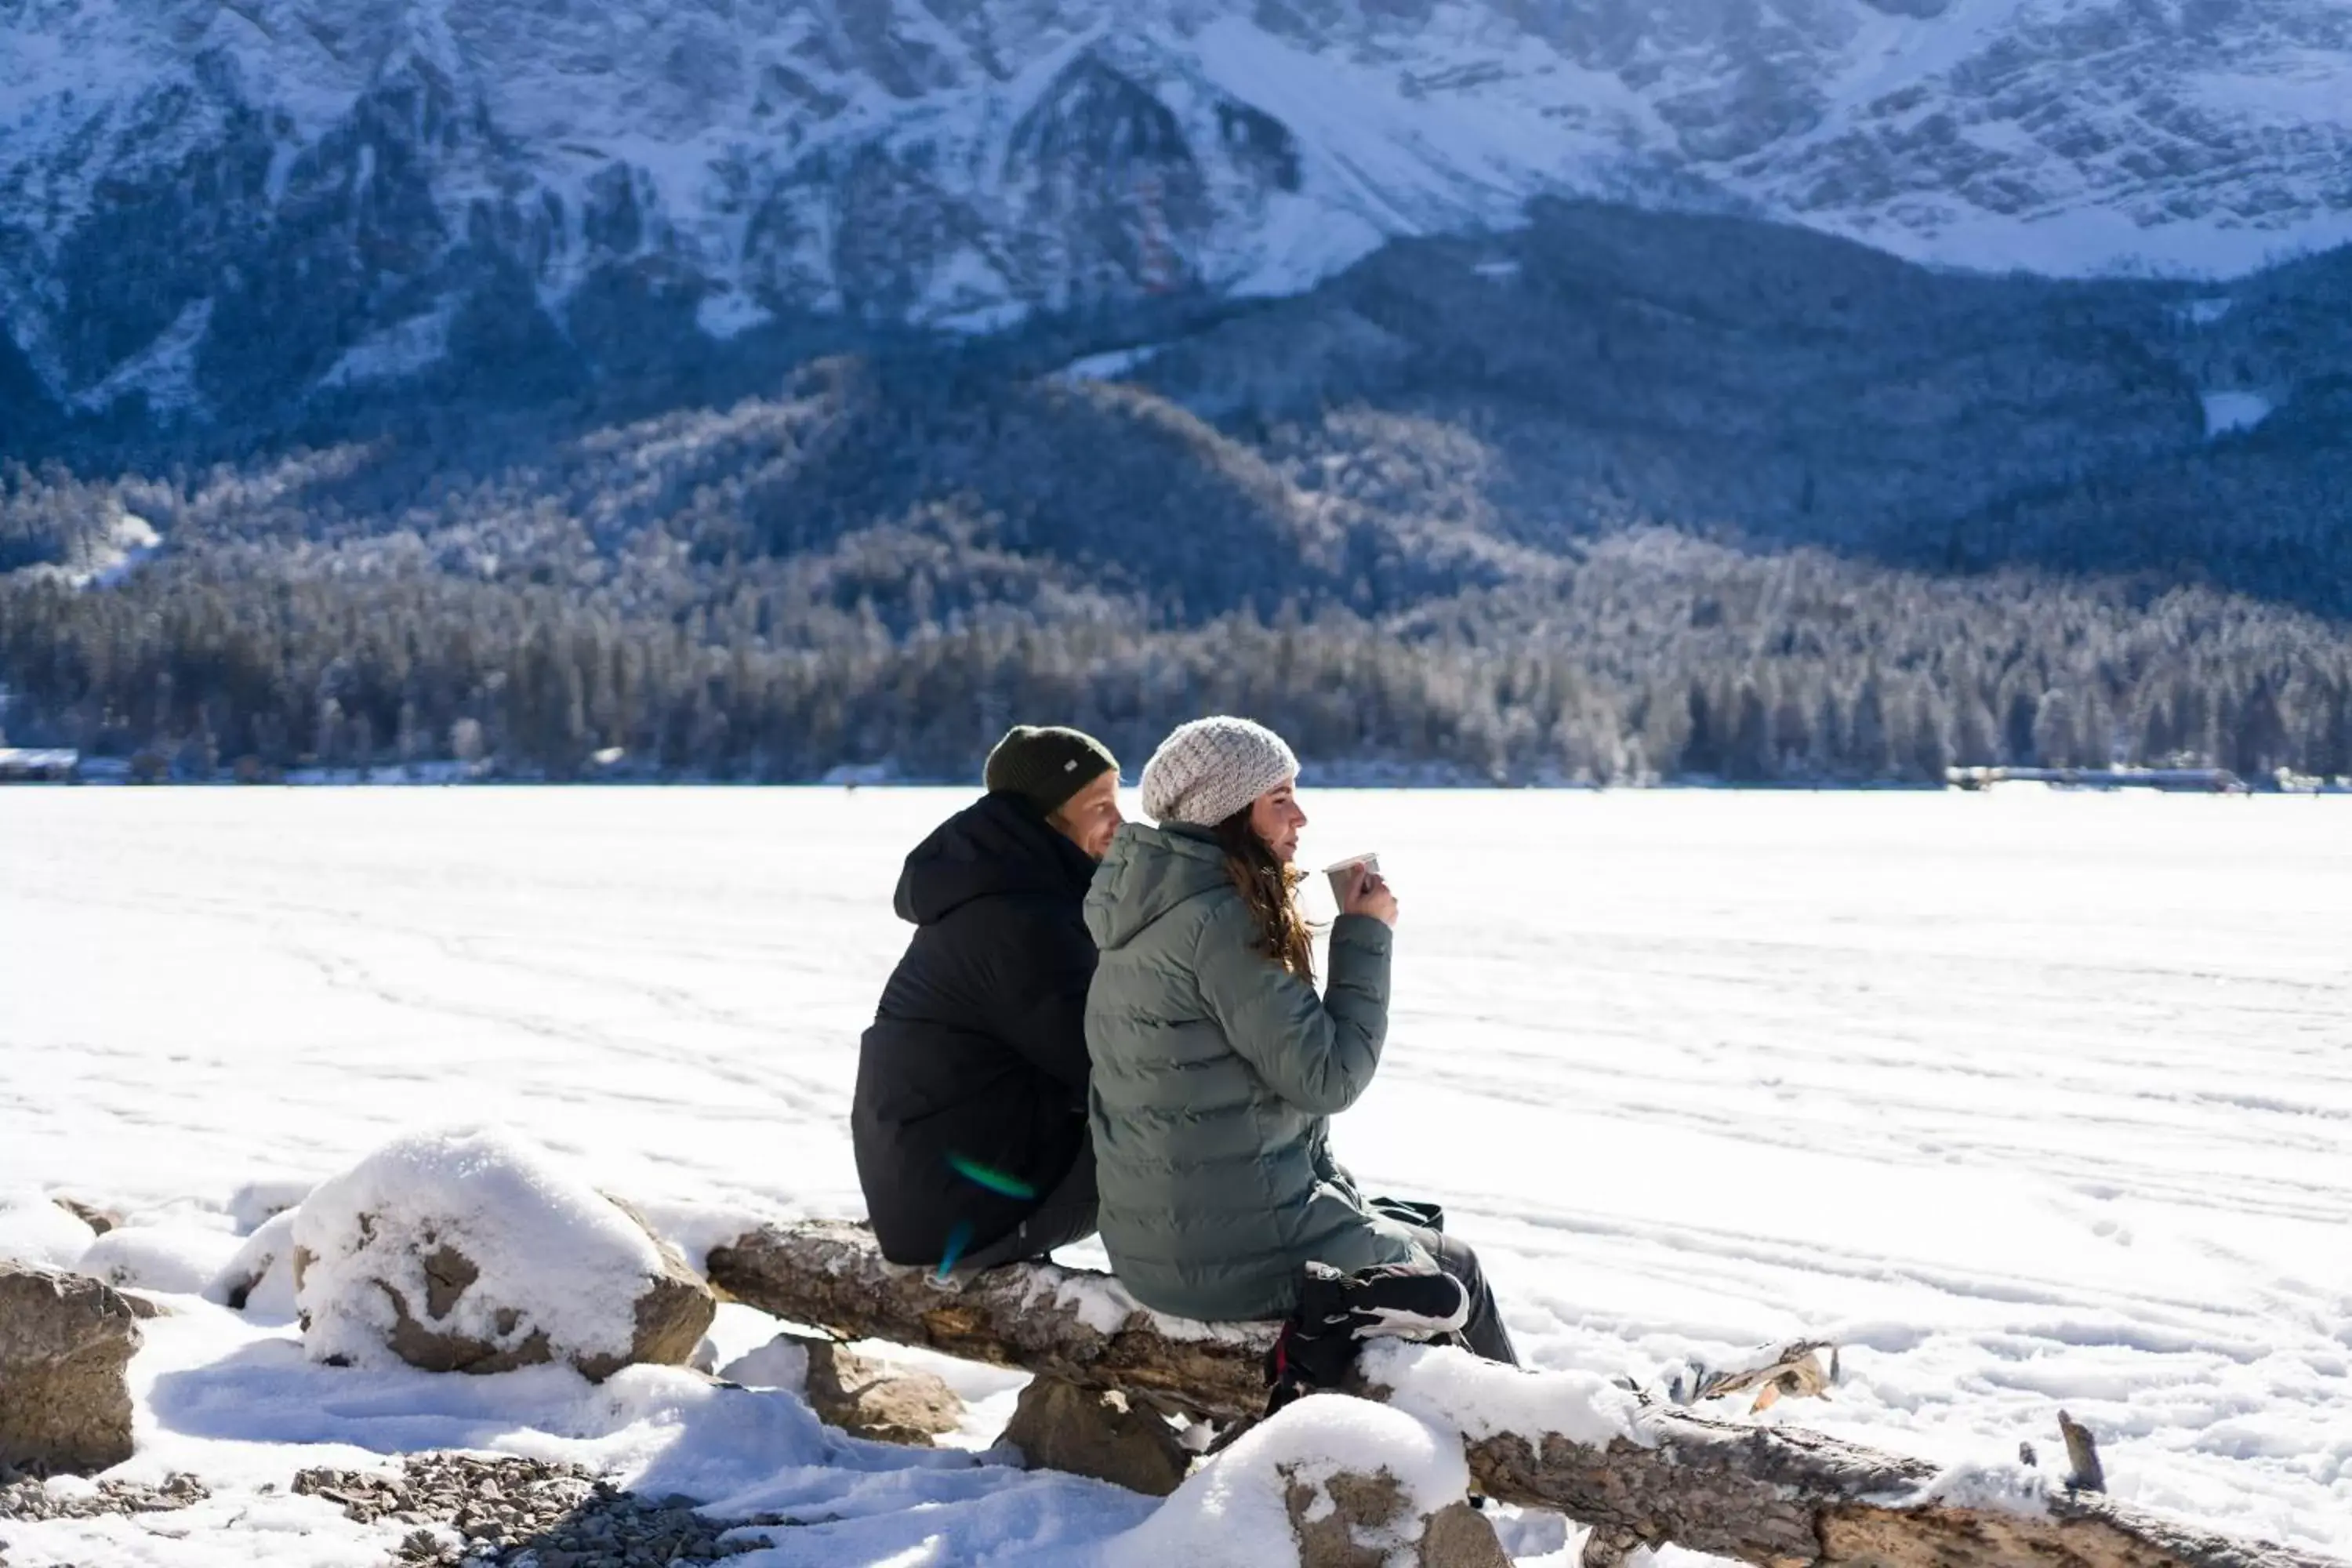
[1082,821,1422,1321]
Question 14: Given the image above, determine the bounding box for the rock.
[78,1223,244,1296]
[0,1190,99,1270]
[798,1338,964,1447]
[291,1453,775,1564]
[209,1208,299,1315]
[1000,1376,1190,1496]
[51,1198,118,1236]
[227,1179,312,1233]
[714,1334,810,1391]
[1283,1468,1511,1568]
[1286,1469,1405,1568]
[1417,1502,1514,1568]
[291,1129,716,1382]
[118,1290,171,1320]
[580,1196,715,1383]
[367,1242,564,1377]
[0,1470,207,1523]
[0,1265,143,1475]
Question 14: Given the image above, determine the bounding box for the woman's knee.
[1431,1233,1487,1292]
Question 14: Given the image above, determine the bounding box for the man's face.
[1246,778,1307,864]
[1051,771,1125,861]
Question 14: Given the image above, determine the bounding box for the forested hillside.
[3,202,2348,785]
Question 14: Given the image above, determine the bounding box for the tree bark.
[705,1222,2341,1568]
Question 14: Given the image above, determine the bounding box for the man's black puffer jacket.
[852,791,1099,1265]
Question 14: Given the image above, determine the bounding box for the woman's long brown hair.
[1212,808,1319,982]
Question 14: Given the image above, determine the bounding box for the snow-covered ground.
[2201,390,2277,438]
[2,787,2347,1565]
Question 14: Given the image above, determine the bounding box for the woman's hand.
[1341,869,1399,928]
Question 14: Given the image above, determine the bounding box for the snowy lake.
[2,788,2347,1564]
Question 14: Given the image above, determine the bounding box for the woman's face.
[1247,777,1308,864]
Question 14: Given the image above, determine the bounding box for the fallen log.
[705,1221,2342,1568]
[706,1221,1268,1421]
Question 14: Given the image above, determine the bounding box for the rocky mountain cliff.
[5,0,2350,434]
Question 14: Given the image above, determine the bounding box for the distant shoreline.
[17,769,2350,796]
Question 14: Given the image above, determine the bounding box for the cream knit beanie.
[1138,717,1300,827]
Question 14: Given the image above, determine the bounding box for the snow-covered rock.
[795,1335,966,1446]
[227,1178,314,1235]
[716,1334,813,1393]
[0,1191,97,1271]
[0,1265,143,1475]
[719,1330,967,1446]
[290,1127,715,1382]
[208,1207,301,1316]
[1103,1394,1499,1568]
[77,1223,245,1297]
[49,1196,120,1236]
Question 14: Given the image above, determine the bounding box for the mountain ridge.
[6,192,2349,786]
[7,0,2352,431]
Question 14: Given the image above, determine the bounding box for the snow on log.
[704,1221,2343,1568]
[705,1220,1269,1421]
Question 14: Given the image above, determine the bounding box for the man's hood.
[1083,822,1232,952]
[895,792,1095,925]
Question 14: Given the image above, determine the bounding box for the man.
[852,724,1123,1272]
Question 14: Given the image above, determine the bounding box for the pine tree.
[1725,680,1773,783]
[1849,672,1893,779]
[2031,689,2075,768]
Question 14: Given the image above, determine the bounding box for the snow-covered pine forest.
[7,201,2352,789]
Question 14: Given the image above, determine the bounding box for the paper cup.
[1323,852,1380,906]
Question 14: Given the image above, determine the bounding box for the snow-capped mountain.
[4,0,2350,423]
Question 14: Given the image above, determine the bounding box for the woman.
[1082,715,1516,1363]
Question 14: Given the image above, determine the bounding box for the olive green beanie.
[983,725,1120,816]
